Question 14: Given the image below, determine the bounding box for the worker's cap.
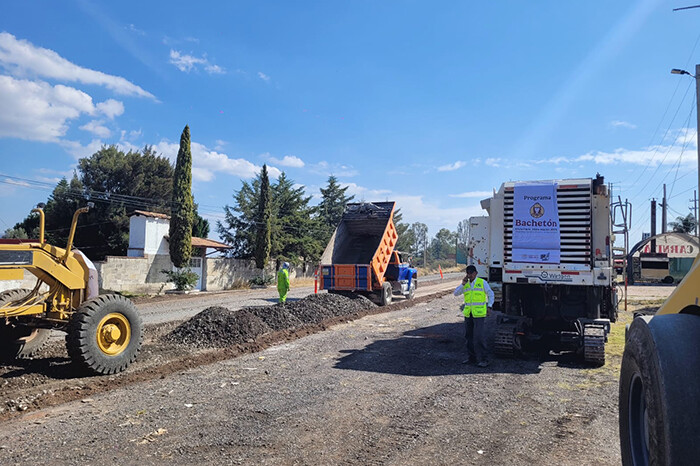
[283,262,290,269]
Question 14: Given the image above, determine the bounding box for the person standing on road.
[453,265,494,367]
[277,262,291,303]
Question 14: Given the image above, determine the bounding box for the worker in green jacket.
[277,262,290,303]
[453,265,494,367]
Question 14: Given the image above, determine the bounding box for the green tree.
[253,165,272,270]
[318,175,354,244]
[393,208,413,252]
[668,213,697,234]
[2,227,28,239]
[13,146,178,260]
[14,175,84,247]
[456,219,470,260]
[430,228,457,260]
[218,171,323,263]
[169,125,194,268]
[272,173,323,263]
[409,222,429,266]
[218,175,260,258]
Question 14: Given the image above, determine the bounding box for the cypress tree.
[169,125,194,268]
[253,164,272,270]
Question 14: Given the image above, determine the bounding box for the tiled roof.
[131,210,170,219]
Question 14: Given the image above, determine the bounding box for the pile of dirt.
[166,293,376,348]
[165,307,271,348]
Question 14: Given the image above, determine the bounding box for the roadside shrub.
[249,274,274,287]
[162,268,199,291]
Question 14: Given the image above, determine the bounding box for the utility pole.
[662,184,667,234]
[695,190,699,237]
[696,64,700,234]
[651,198,657,254]
[671,64,700,238]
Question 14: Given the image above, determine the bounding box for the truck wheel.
[379,282,392,306]
[0,289,52,360]
[408,280,416,300]
[619,314,700,465]
[66,294,143,376]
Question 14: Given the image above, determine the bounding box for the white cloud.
[392,194,484,233]
[310,161,358,177]
[0,32,155,99]
[257,71,270,82]
[537,134,697,167]
[341,182,391,201]
[610,120,636,129]
[96,99,124,119]
[269,155,305,168]
[437,161,465,172]
[485,158,502,167]
[449,190,493,199]
[80,120,111,138]
[214,139,227,151]
[169,50,225,75]
[205,64,225,74]
[154,140,276,182]
[128,24,146,36]
[0,76,96,141]
[120,128,142,142]
[169,50,206,72]
[60,139,109,160]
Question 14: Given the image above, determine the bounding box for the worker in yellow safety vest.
[277,262,291,303]
[453,265,494,367]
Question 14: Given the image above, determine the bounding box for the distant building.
[127,210,231,290]
[628,232,699,284]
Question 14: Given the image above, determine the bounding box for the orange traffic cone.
[439,265,443,279]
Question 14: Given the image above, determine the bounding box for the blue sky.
[1,0,700,246]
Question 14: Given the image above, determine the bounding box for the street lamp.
[671,64,700,237]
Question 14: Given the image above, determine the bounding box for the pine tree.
[318,175,354,244]
[169,125,194,268]
[253,165,272,269]
[393,208,413,252]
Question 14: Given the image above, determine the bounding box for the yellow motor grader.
[619,255,700,464]
[0,205,142,375]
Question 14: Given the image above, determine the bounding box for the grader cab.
[0,205,143,375]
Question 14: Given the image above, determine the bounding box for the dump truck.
[0,205,143,375]
[318,201,417,305]
[618,256,700,465]
[468,174,617,364]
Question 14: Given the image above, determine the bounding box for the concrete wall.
[1,256,318,296]
[98,255,316,294]
[96,254,176,294]
[0,269,46,293]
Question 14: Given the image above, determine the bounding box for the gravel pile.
[167,292,376,348]
[166,307,271,348]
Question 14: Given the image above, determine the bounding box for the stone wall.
[0,256,318,296]
[95,254,176,294]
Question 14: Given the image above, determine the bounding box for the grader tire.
[66,294,143,376]
[0,289,52,360]
[619,314,700,465]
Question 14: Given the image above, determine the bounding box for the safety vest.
[463,277,487,318]
[277,268,289,291]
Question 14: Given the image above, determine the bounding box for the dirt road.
[0,278,632,465]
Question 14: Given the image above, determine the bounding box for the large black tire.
[0,289,52,360]
[619,314,700,465]
[66,294,143,376]
[379,282,392,306]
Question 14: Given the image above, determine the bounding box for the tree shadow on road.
[334,321,544,376]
